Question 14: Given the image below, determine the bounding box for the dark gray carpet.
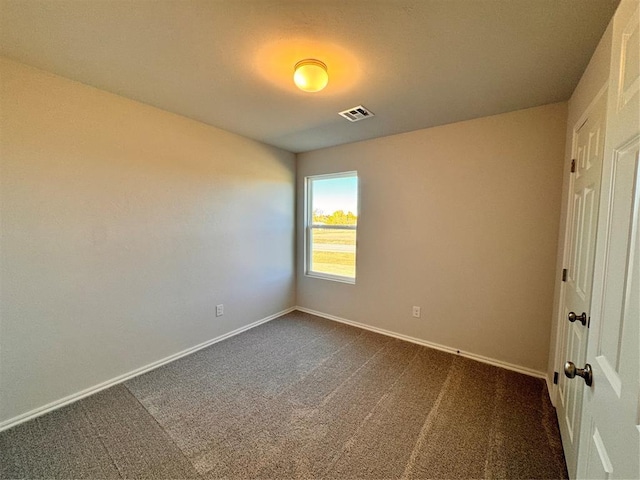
[0,311,568,479]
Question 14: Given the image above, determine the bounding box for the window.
[305,171,358,283]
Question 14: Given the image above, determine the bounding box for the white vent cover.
[338,105,375,122]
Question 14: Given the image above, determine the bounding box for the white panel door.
[576,2,640,479]
[557,89,607,477]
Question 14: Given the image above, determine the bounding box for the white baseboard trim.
[0,306,295,433]
[295,306,546,380]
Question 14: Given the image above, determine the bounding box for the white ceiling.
[0,0,619,153]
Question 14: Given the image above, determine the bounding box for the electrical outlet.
[216,304,224,317]
[412,306,421,318]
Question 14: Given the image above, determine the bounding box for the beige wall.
[547,21,614,387]
[0,58,296,425]
[297,103,567,374]
[0,54,573,426]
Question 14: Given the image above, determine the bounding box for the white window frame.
[305,171,358,284]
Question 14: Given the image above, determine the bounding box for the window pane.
[307,172,358,281]
[311,228,356,278]
[311,176,358,226]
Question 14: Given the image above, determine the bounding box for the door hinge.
[571,159,576,173]
[562,268,567,282]
[553,371,559,384]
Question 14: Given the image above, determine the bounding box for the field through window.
[311,228,356,277]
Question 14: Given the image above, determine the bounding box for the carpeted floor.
[0,311,568,479]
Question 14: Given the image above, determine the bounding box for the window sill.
[305,271,356,285]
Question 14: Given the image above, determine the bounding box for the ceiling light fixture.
[293,59,328,92]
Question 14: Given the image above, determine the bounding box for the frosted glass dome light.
[293,59,328,92]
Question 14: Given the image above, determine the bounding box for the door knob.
[568,311,587,326]
[564,361,593,386]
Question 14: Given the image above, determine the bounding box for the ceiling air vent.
[339,105,375,122]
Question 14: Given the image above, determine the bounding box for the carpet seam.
[190,326,372,477]
[78,398,126,480]
[268,328,368,404]
[483,367,506,479]
[208,327,384,478]
[196,327,385,477]
[322,347,422,478]
[122,383,205,479]
[217,314,345,382]
[400,355,458,480]
[318,336,393,409]
[186,320,370,475]
[265,315,355,389]
[159,313,367,477]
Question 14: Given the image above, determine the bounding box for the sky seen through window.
[312,176,358,215]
